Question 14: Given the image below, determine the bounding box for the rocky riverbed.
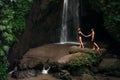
[8,43,120,80]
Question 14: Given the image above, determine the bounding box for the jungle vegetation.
[0,0,119,79]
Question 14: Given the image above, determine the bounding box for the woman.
[77,27,86,48]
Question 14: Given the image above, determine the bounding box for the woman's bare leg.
[78,37,81,48]
[79,37,84,48]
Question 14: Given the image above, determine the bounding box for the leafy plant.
[0,0,32,79]
[69,51,100,66]
[69,55,93,67]
[90,0,120,43]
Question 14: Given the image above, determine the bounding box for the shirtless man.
[86,28,100,50]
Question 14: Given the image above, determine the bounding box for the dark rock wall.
[67,0,80,41]
[79,0,105,41]
[8,0,63,71]
[27,0,64,47]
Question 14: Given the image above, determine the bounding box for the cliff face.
[8,0,63,70]
[28,0,63,47]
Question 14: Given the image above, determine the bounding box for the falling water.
[42,66,50,74]
[60,0,68,44]
[60,0,80,44]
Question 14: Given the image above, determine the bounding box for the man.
[86,28,100,50]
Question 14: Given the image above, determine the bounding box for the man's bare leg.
[94,42,100,50]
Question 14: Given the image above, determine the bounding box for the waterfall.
[60,0,80,44]
[42,66,50,74]
[60,0,68,44]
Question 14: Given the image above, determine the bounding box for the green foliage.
[11,0,33,36]
[69,55,93,66]
[102,1,120,43]
[91,0,120,43]
[0,0,4,6]
[69,51,101,67]
[67,50,103,75]
[0,44,9,80]
[40,0,60,11]
[0,0,32,79]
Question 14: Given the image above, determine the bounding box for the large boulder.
[99,58,120,77]
[99,58,119,70]
[19,44,74,69]
[57,52,87,64]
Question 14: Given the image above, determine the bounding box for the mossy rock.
[99,58,120,71]
[69,46,95,54]
[57,52,87,64]
[108,59,120,71]
[68,67,94,76]
[99,59,120,77]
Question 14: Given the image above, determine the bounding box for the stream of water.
[60,0,68,44]
[60,0,80,43]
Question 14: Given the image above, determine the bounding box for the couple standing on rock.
[77,27,100,50]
